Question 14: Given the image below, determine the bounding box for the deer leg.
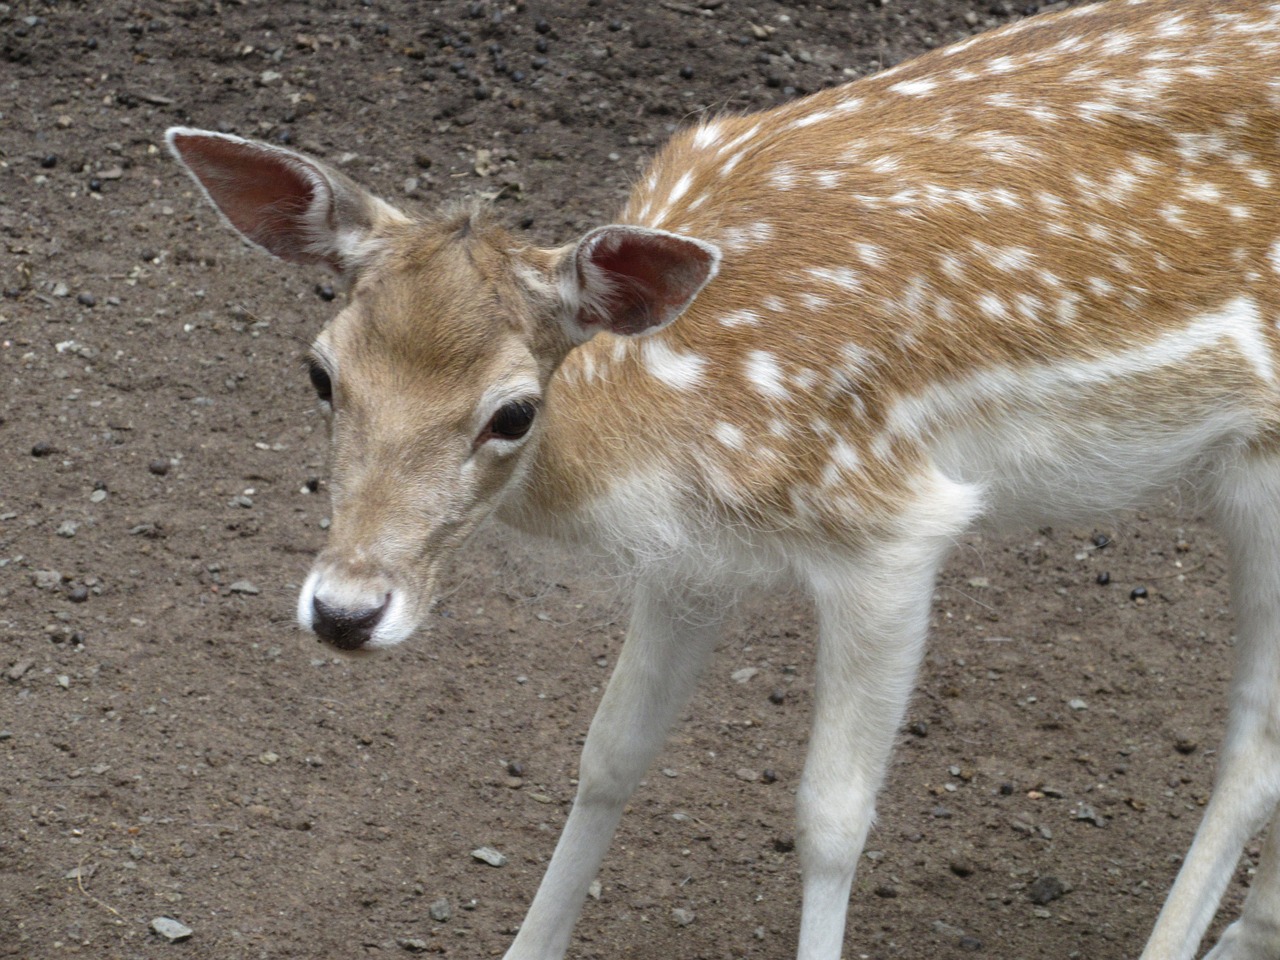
[502,580,724,960]
[793,532,956,960]
[1142,453,1280,960]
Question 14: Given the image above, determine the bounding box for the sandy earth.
[0,1,1253,958]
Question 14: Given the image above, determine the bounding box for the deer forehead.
[317,222,550,405]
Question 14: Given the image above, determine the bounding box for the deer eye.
[484,399,538,442]
[308,360,333,404]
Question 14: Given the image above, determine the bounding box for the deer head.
[167,128,719,650]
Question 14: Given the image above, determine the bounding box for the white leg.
[1142,453,1280,960]
[794,531,957,960]
[1204,808,1280,960]
[503,581,724,960]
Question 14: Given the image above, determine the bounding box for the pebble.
[588,879,602,900]
[768,688,786,704]
[6,659,34,682]
[731,666,758,683]
[1027,875,1067,905]
[150,917,193,942]
[735,767,760,782]
[68,586,89,603]
[398,938,429,952]
[671,907,695,927]
[228,581,261,596]
[89,488,107,503]
[31,441,55,457]
[1130,586,1149,600]
[34,570,62,591]
[949,858,975,877]
[56,521,78,538]
[429,898,452,922]
[148,459,171,476]
[1174,736,1199,755]
[77,293,97,308]
[471,846,507,867]
[1068,698,1087,711]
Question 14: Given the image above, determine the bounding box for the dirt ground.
[0,1,1256,958]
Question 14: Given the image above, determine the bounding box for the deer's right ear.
[165,127,407,275]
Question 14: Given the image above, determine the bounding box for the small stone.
[31,441,55,457]
[1027,875,1067,905]
[768,688,786,704]
[68,586,89,603]
[1130,586,1149,600]
[34,570,62,591]
[40,154,58,168]
[873,884,899,898]
[761,769,778,784]
[731,666,759,683]
[258,751,280,765]
[735,767,760,782]
[56,521,78,538]
[1096,571,1111,585]
[1068,698,1087,711]
[57,675,71,689]
[77,293,97,308]
[506,760,525,777]
[315,283,336,302]
[671,907,695,927]
[1174,737,1199,755]
[958,936,984,951]
[950,859,975,878]
[588,879,603,900]
[150,917,193,942]
[1074,803,1106,827]
[398,938,429,953]
[471,846,507,867]
[231,495,254,509]
[228,581,260,596]
[909,720,929,737]
[148,459,171,476]
[89,488,107,503]
[429,898,452,922]
[6,659,34,682]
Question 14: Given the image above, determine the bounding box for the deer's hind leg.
[1143,450,1280,960]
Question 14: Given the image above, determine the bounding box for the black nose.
[312,594,389,650]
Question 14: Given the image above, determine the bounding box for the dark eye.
[486,400,537,441]
[308,360,333,404]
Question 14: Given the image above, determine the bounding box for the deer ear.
[165,127,407,275]
[560,225,721,343]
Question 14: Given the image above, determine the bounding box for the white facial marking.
[642,339,707,390]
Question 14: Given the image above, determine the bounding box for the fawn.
[169,0,1280,956]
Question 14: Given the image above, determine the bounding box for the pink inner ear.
[171,134,325,264]
[578,229,716,336]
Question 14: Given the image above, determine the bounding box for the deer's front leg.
[503,581,723,960]
[794,533,956,960]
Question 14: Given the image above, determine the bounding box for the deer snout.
[311,593,389,650]
[297,568,416,650]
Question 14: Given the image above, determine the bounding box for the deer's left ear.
[166,127,408,275]
[557,225,721,343]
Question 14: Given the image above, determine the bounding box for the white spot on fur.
[642,339,707,390]
[792,109,836,129]
[720,308,763,327]
[744,351,790,400]
[762,295,786,313]
[692,123,724,150]
[890,78,938,96]
[807,266,862,292]
[770,163,798,190]
[713,422,745,450]
[855,243,885,268]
